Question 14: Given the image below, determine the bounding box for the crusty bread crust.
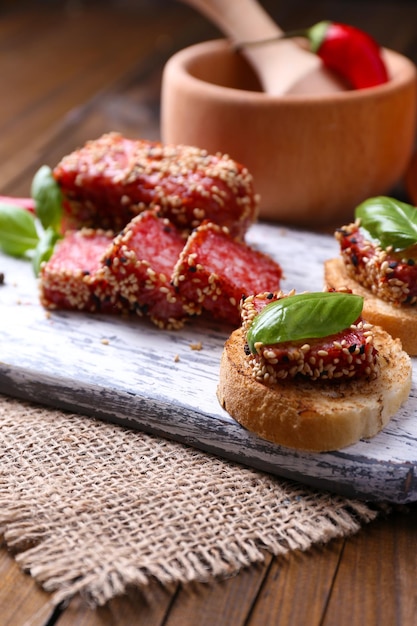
[217,326,411,452]
[324,257,417,356]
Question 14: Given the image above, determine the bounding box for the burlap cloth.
[0,394,389,607]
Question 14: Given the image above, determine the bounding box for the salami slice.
[172,221,283,326]
[101,210,200,329]
[53,132,258,238]
[39,229,117,313]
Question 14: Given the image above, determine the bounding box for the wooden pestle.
[181,0,346,95]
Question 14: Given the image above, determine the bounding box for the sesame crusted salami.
[100,210,199,329]
[39,229,118,313]
[241,291,379,383]
[38,215,283,330]
[39,212,198,329]
[53,132,258,238]
[336,221,417,305]
[172,221,283,326]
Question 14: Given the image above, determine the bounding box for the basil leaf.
[32,227,61,276]
[356,196,417,251]
[0,203,39,256]
[31,165,62,232]
[246,292,364,353]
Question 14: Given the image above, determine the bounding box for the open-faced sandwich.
[217,289,411,452]
[325,196,417,355]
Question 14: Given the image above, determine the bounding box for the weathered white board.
[0,223,416,503]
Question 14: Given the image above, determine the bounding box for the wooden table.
[0,1,416,624]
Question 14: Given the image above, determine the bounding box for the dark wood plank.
[323,504,417,625]
[246,541,344,626]
[0,545,55,626]
[56,582,178,626]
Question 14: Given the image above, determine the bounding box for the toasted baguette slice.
[217,326,411,452]
[325,257,417,356]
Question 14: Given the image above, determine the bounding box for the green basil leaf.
[32,227,61,276]
[0,203,39,256]
[246,292,364,353]
[356,196,417,251]
[31,165,62,232]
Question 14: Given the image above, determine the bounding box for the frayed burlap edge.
[0,395,389,607]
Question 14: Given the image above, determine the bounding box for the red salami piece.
[240,290,283,333]
[241,291,379,382]
[101,210,200,329]
[172,221,283,326]
[39,229,117,313]
[336,222,417,305]
[53,132,258,238]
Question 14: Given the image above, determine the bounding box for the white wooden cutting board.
[1,223,416,503]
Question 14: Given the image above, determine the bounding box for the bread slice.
[325,257,417,356]
[217,326,411,452]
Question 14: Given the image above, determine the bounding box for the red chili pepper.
[306,21,389,89]
[239,21,389,90]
